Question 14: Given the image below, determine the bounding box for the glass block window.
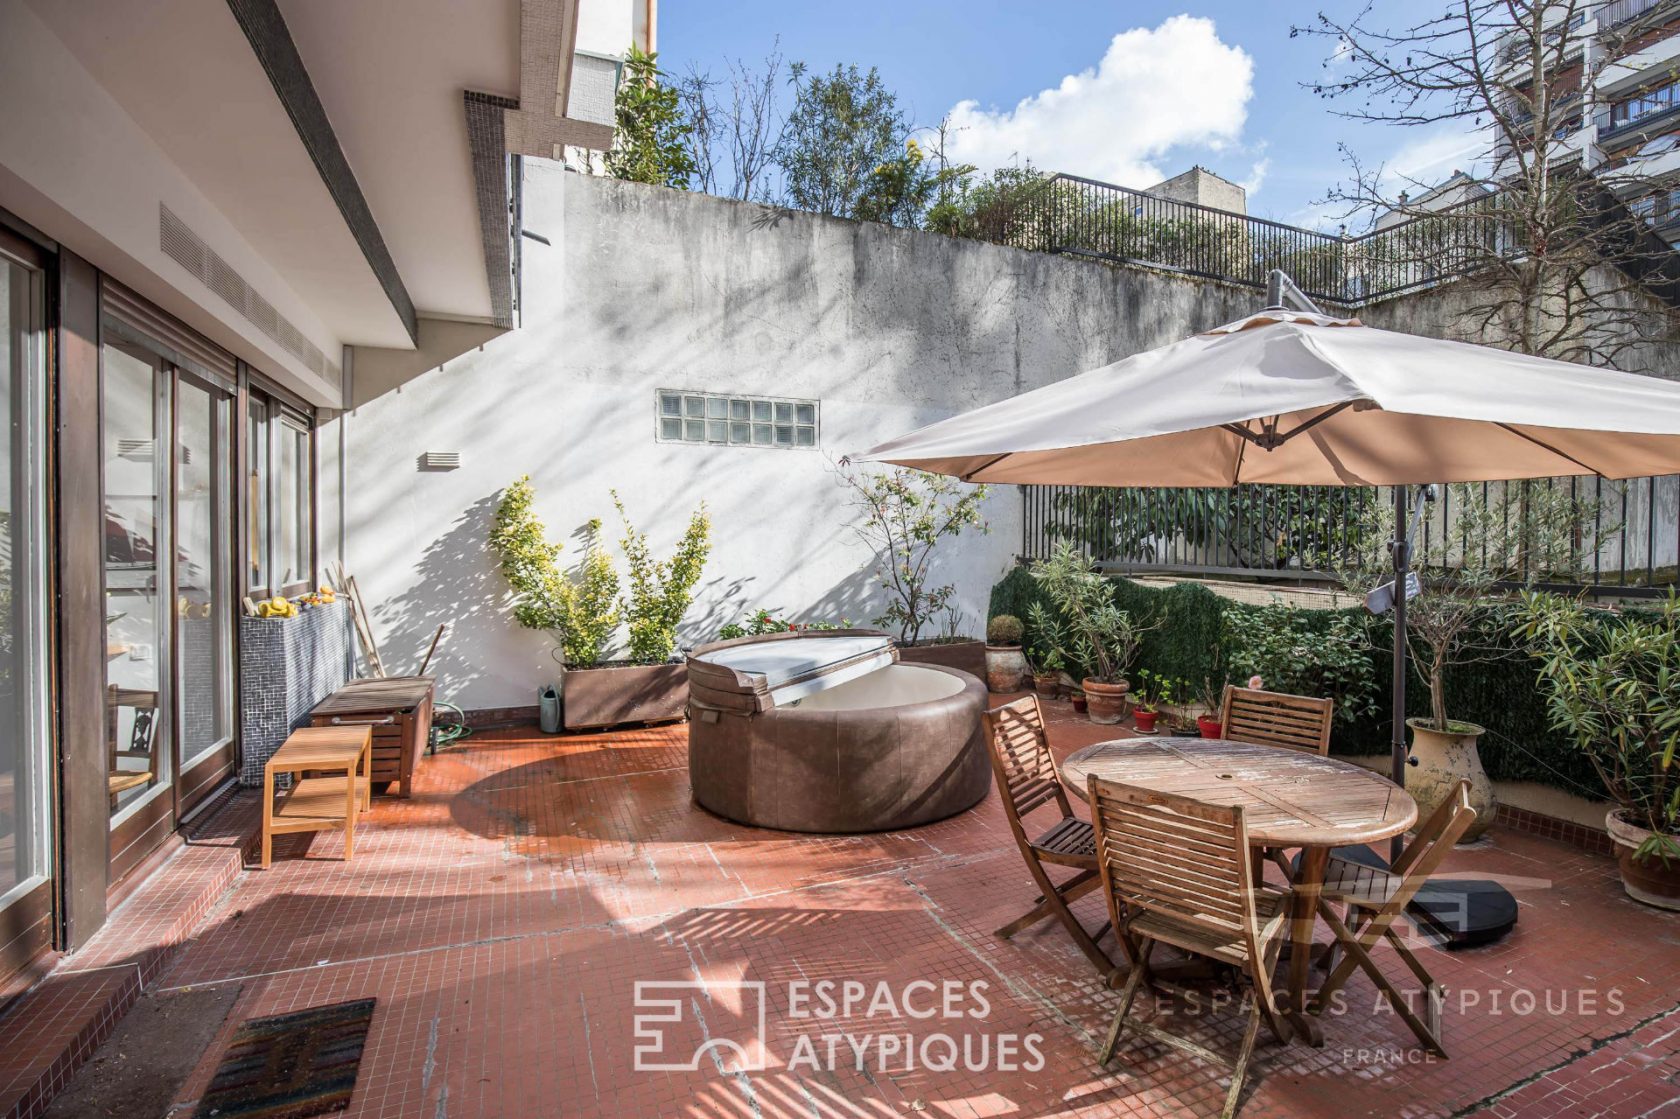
[657,390,818,448]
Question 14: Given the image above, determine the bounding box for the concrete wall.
[342,163,1259,710]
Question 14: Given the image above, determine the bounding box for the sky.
[659,1,1487,230]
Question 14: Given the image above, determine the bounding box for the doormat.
[192,997,375,1119]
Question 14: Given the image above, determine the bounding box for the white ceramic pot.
[1407,718,1496,843]
[984,645,1030,693]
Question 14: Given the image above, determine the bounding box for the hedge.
[990,565,1608,800]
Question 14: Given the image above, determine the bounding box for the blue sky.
[660,2,1484,229]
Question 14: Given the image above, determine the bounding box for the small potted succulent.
[1130,669,1163,734]
[1029,543,1146,725]
[985,614,1030,692]
[1516,592,1680,910]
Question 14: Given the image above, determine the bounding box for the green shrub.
[1221,604,1379,729]
[986,614,1024,644]
[488,477,620,667]
[614,492,711,664]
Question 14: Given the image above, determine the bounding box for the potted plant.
[842,465,989,680]
[1515,592,1680,910]
[1032,651,1064,699]
[488,479,711,731]
[1195,678,1225,738]
[1029,542,1146,725]
[1338,482,1592,841]
[490,477,621,729]
[1130,669,1164,733]
[985,614,1029,692]
[1159,677,1198,735]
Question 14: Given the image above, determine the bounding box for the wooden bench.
[261,725,372,868]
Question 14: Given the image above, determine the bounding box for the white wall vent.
[116,438,155,459]
[159,205,341,384]
[418,451,461,471]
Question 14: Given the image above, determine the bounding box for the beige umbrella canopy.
[855,297,1680,816]
[857,310,1680,485]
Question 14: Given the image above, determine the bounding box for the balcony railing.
[1599,0,1669,31]
[974,174,1518,307]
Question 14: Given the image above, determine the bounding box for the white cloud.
[1240,157,1271,196]
[1386,126,1488,189]
[942,16,1255,189]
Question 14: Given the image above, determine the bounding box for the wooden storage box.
[309,676,435,798]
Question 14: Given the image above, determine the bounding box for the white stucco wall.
[341,164,1260,711]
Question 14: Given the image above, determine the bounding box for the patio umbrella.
[852,274,1680,805]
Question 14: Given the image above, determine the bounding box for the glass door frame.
[0,224,56,984]
[172,367,237,818]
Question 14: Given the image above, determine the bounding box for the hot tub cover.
[688,630,897,714]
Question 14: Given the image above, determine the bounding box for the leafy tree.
[606,45,696,189]
[854,136,975,230]
[489,477,620,667]
[777,63,908,220]
[841,466,988,644]
[613,492,711,664]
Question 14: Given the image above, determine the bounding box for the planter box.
[563,662,688,730]
[897,639,986,683]
[238,600,354,785]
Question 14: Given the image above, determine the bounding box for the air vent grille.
[159,205,340,383]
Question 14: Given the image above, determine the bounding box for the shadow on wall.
[372,494,553,700]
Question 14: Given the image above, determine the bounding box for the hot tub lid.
[688,631,897,713]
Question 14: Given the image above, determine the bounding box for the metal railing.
[977,173,1523,307]
[1019,478,1680,598]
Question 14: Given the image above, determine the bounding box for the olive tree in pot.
[1515,593,1680,910]
[490,477,621,731]
[1028,542,1145,724]
[1340,482,1596,841]
[841,465,989,680]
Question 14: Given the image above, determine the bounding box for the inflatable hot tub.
[686,630,989,833]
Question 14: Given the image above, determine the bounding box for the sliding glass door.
[175,376,234,799]
[0,231,52,972]
[103,334,238,871]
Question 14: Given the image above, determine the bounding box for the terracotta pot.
[985,645,1030,693]
[1133,709,1159,734]
[1032,672,1061,699]
[1082,678,1130,725]
[1071,693,1087,714]
[1197,715,1223,738]
[1606,809,1680,911]
[1406,718,1495,843]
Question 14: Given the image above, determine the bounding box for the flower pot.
[1071,692,1087,714]
[1406,718,1495,843]
[1033,672,1061,699]
[562,662,688,730]
[1133,709,1159,734]
[1082,678,1130,725]
[1197,715,1223,739]
[985,644,1030,693]
[1606,809,1680,911]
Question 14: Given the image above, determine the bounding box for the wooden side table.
[261,725,372,868]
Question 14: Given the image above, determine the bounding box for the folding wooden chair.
[1308,780,1477,1057]
[982,696,1126,978]
[1220,686,1333,756]
[1089,778,1292,1119]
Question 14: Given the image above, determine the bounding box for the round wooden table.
[1062,736,1417,1044]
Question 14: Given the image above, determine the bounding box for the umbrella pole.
[1390,484,1410,861]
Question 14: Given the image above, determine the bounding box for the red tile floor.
[141,702,1680,1119]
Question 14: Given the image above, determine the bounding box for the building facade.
[0,0,642,997]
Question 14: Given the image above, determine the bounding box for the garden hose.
[430,700,472,752]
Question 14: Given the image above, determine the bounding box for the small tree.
[777,62,908,220]
[678,43,788,200]
[1338,481,1608,731]
[1028,542,1147,685]
[606,45,696,189]
[489,477,620,667]
[613,492,711,664]
[842,466,988,645]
